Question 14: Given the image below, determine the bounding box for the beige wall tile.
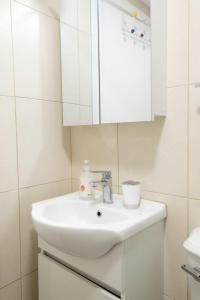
[20,180,71,275]
[118,86,188,196]
[71,124,118,185]
[189,198,200,231]
[0,191,20,288]
[0,0,14,96]
[0,281,21,300]
[16,98,70,188]
[142,191,188,300]
[22,271,38,300]
[167,0,189,87]
[189,0,200,83]
[15,0,59,19]
[0,97,18,192]
[12,2,61,101]
[189,85,200,199]
[0,0,191,299]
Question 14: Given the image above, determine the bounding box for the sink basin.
[32,192,166,258]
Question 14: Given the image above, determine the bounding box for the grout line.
[0,268,38,291]
[63,101,92,107]
[187,196,200,202]
[19,178,71,191]
[9,1,23,296]
[77,13,81,122]
[69,0,77,191]
[60,0,91,36]
[0,188,18,195]
[167,83,190,89]
[167,82,200,89]
[21,269,38,280]
[0,93,15,98]
[0,179,71,195]
[69,127,73,192]
[0,94,63,106]
[69,182,200,201]
[0,277,21,290]
[187,0,190,232]
[0,94,73,104]
[60,20,92,36]
[15,96,62,104]
[16,0,94,40]
[186,2,190,297]
[116,123,120,193]
[14,0,59,22]
[71,178,119,190]
[1,94,95,107]
[134,189,188,200]
[3,179,200,202]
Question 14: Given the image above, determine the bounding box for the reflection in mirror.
[97,0,151,123]
[60,0,166,126]
[60,0,93,126]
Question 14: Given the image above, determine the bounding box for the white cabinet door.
[39,254,119,300]
[99,0,152,123]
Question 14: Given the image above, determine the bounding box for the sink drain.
[97,210,102,217]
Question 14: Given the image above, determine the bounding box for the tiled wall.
[0,1,71,299]
[1,1,199,300]
[71,1,200,300]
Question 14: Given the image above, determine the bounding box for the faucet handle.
[102,171,112,181]
[91,171,113,204]
[92,170,112,181]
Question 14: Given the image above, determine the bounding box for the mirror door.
[60,0,166,126]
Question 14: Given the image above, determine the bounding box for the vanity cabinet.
[38,221,164,300]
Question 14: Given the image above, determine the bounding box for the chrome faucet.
[90,171,113,204]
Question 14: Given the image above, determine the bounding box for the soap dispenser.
[79,160,94,200]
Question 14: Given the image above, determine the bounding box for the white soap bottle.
[79,160,94,200]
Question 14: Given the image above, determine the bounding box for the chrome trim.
[181,264,200,282]
[91,171,113,204]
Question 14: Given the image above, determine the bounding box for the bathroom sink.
[32,192,166,258]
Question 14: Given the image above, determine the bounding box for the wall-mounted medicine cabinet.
[60,0,166,126]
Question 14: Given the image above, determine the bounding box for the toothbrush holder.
[122,181,141,209]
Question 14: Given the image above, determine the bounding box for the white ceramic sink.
[32,192,166,258]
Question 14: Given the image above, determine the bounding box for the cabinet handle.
[181,264,200,282]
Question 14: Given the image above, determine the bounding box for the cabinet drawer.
[39,238,122,294]
[39,253,119,300]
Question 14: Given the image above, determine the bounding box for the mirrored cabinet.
[60,0,166,126]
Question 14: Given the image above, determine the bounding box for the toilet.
[183,228,200,300]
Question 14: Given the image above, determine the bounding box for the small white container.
[122,181,141,209]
